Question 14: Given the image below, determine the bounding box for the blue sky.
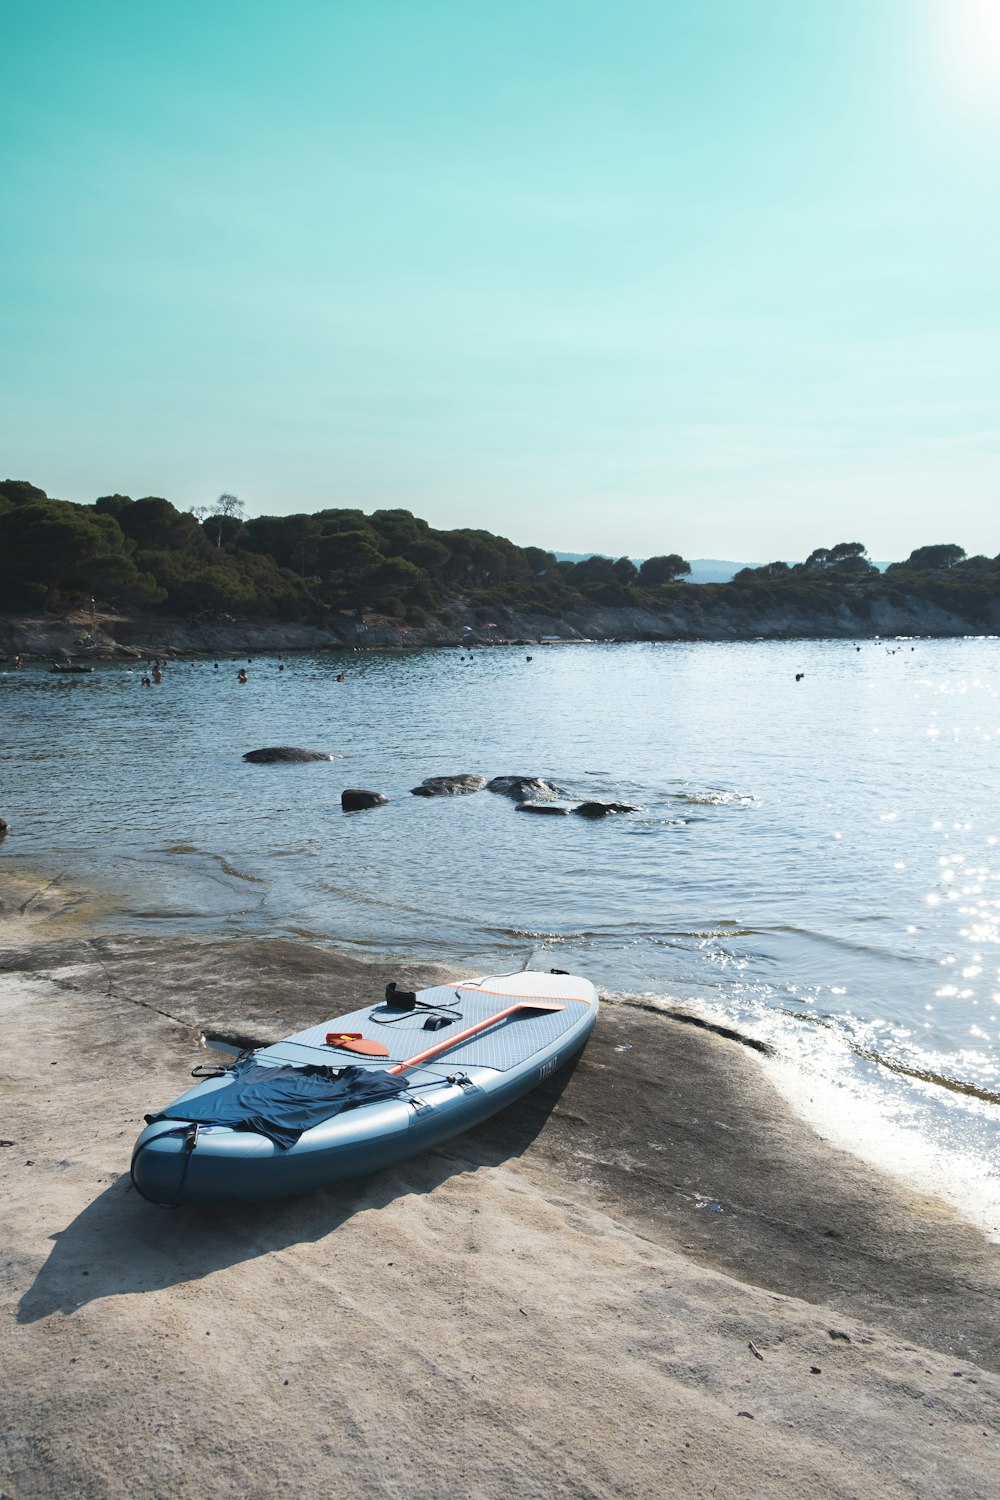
[2,0,998,561]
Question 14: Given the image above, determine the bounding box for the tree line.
[726,540,1000,624]
[0,478,996,628]
[0,480,691,621]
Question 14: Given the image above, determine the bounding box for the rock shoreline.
[1,588,995,664]
[2,870,999,1498]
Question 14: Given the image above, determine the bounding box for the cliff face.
[548,593,998,643]
[0,589,996,660]
[0,612,361,659]
[446,590,998,645]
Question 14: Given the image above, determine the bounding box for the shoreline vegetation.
[1,479,998,653]
[1,869,999,1496]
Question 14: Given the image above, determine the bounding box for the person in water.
[237,668,248,684]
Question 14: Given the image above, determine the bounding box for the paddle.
[388,1001,565,1075]
[327,993,581,1067]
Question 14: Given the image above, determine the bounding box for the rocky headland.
[1,587,996,664]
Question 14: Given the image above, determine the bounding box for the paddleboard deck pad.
[131,969,598,1205]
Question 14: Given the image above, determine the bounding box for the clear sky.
[2,0,998,562]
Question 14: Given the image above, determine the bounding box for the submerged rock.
[487,776,563,802]
[572,801,639,818]
[341,789,388,811]
[243,747,333,764]
[515,802,571,816]
[410,774,487,797]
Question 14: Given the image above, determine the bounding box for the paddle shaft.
[388,1001,565,1075]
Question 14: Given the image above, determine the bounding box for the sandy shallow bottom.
[1,872,999,1499]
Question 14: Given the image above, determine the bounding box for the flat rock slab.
[2,894,1000,1500]
[573,800,639,817]
[515,802,572,815]
[243,747,333,763]
[487,776,564,801]
[410,774,487,796]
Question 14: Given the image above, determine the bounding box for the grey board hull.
[131,971,598,1206]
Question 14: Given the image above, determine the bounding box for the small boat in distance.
[131,969,598,1206]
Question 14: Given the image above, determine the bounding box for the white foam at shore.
[610,988,1000,1244]
[762,1043,1000,1244]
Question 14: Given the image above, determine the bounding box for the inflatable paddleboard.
[131,968,598,1205]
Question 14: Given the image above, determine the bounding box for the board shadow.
[17,1055,583,1324]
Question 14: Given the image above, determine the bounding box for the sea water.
[2,637,998,1232]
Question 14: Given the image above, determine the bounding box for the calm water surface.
[2,638,999,1229]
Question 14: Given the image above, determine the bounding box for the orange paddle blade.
[326,1032,390,1057]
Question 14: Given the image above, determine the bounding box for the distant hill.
[553,552,754,584]
[685,558,758,584]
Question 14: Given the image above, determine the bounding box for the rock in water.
[243,747,333,764]
[487,776,564,801]
[341,789,389,811]
[410,774,487,797]
[572,801,638,818]
[515,803,571,816]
